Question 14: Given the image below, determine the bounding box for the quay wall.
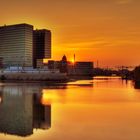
[0,72,68,81]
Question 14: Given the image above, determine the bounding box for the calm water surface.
[0,77,140,140]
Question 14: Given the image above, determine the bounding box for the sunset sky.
[0,0,140,67]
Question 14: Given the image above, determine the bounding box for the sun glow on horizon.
[70,58,75,64]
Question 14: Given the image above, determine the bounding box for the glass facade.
[0,24,33,67]
[33,29,51,68]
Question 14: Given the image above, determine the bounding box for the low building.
[48,60,60,70]
[68,62,93,76]
[47,55,68,73]
[47,59,94,76]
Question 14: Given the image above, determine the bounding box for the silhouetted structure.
[134,82,140,89]
[68,62,93,76]
[33,29,51,68]
[48,60,60,70]
[133,66,140,89]
[60,55,68,73]
[47,57,94,77]
[93,67,133,79]
[134,66,140,82]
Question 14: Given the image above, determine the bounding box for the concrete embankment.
[0,72,68,82]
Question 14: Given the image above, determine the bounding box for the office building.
[33,29,51,68]
[0,23,33,67]
[48,60,60,69]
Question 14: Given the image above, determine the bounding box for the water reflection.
[0,85,51,137]
[1,78,140,140]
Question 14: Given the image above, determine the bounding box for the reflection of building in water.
[0,85,51,137]
[0,86,33,137]
[33,93,51,129]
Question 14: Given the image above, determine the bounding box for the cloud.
[116,0,133,4]
[59,37,140,51]
[60,40,111,50]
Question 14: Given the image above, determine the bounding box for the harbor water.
[0,77,140,140]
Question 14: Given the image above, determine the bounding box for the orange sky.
[0,0,140,67]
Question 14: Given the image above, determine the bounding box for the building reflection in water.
[33,93,51,130]
[0,85,51,137]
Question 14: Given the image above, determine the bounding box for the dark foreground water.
[0,77,140,140]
